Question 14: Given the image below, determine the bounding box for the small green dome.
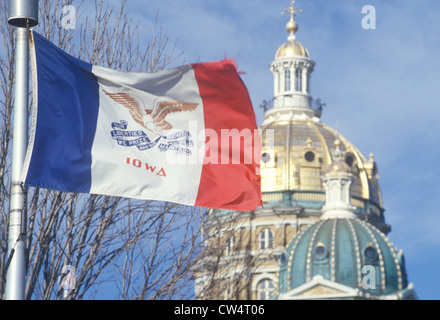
[278,218,409,297]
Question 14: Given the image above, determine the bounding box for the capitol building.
[194,2,417,300]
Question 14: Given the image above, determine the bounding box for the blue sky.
[83,0,440,299]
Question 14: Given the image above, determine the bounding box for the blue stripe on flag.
[25,32,100,193]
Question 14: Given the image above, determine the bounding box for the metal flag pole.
[5,0,38,300]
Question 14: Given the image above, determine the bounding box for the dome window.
[280,252,287,265]
[345,154,354,167]
[305,151,315,162]
[314,243,328,260]
[277,72,281,93]
[295,68,302,92]
[364,245,378,261]
[284,70,291,91]
[261,152,271,163]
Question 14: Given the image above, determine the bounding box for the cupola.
[266,0,316,121]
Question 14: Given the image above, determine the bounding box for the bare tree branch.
[0,0,204,301]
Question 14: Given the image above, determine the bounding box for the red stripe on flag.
[192,60,262,211]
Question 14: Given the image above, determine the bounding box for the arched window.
[257,279,275,300]
[284,70,291,92]
[277,71,281,93]
[259,228,273,250]
[295,68,302,92]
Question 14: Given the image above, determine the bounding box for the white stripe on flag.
[90,65,205,205]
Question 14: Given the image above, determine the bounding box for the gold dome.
[258,119,389,233]
[275,39,309,59]
[259,120,383,213]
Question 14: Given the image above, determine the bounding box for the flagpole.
[6,0,38,300]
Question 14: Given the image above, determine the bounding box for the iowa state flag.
[21,31,262,211]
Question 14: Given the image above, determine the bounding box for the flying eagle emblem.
[103,90,198,135]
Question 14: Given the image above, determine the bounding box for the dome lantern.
[321,139,357,220]
[267,1,317,122]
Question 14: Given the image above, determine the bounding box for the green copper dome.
[278,218,410,298]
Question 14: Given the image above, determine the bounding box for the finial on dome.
[365,152,379,180]
[326,138,351,176]
[333,138,343,161]
[282,1,302,38]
